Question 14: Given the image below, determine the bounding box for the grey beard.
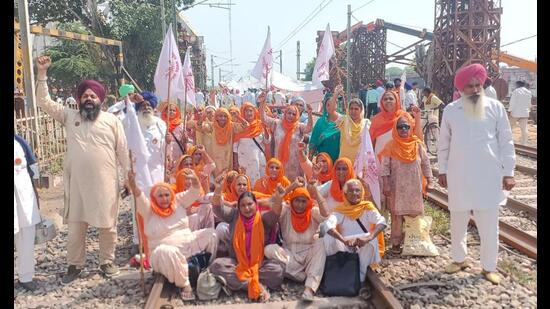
[79,104,101,121]
[138,112,156,130]
[463,94,486,120]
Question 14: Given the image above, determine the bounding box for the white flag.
[354,126,381,209]
[312,23,334,85]
[154,24,184,103]
[122,98,154,195]
[181,47,196,106]
[251,26,273,88]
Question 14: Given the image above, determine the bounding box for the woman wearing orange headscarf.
[161,102,189,177]
[253,158,291,195]
[209,175,284,301]
[127,169,218,301]
[258,92,313,181]
[379,115,433,254]
[195,107,248,176]
[264,180,330,301]
[176,145,216,193]
[317,158,356,211]
[369,91,423,159]
[233,102,267,185]
[298,142,334,184]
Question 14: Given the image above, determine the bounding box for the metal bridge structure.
[315,0,503,102]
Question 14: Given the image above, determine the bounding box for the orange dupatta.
[287,187,314,233]
[160,104,183,133]
[253,158,291,195]
[378,114,422,163]
[233,211,265,300]
[278,106,300,164]
[378,114,428,194]
[213,108,233,145]
[315,152,334,183]
[369,91,409,145]
[329,158,356,202]
[233,102,263,142]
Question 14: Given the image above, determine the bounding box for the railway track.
[430,167,536,220]
[144,268,404,309]
[425,187,537,260]
[514,144,537,159]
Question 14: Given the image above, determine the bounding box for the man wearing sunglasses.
[438,63,516,285]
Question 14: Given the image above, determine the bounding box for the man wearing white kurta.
[508,81,532,145]
[35,56,130,284]
[438,63,516,285]
[14,135,41,291]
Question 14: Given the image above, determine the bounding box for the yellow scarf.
[333,200,378,220]
[340,114,367,147]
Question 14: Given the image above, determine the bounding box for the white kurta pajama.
[438,98,515,271]
[323,210,387,282]
[14,139,41,283]
[36,80,130,267]
[136,187,218,288]
[508,87,533,145]
[264,205,328,292]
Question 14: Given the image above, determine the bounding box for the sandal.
[390,246,402,254]
[180,286,196,301]
[358,287,371,300]
[301,287,315,302]
[258,285,270,302]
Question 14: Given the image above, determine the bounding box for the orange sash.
[233,212,264,300]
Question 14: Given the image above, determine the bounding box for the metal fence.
[14,107,67,175]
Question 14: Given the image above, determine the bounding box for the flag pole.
[163,25,173,183]
[129,150,146,297]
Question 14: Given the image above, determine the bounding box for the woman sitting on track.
[323,179,387,286]
[264,177,330,301]
[298,145,334,185]
[127,169,218,301]
[208,173,284,302]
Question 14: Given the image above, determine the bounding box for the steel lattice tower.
[432,0,502,103]
[350,26,386,92]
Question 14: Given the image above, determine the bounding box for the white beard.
[138,112,156,131]
[462,91,486,120]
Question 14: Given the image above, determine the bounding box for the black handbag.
[187,252,212,288]
[320,251,361,296]
[320,219,370,296]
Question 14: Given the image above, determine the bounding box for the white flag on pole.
[122,98,154,195]
[154,24,184,102]
[312,23,334,85]
[181,47,196,106]
[251,26,273,88]
[354,126,381,209]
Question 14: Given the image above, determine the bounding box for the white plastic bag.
[401,215,439,256]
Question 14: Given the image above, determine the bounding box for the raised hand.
[36,55,52,71]
[306,178,319,198]
[272,184,285,204]
[306,103,313,114]
[214,172,227,191]
[183,169,200,189]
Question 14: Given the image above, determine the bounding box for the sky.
[182,0,537,84]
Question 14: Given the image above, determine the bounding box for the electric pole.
[211,55,215,87]
[296,41,301,80]
[280,50,283,73]
[346,4,351,100]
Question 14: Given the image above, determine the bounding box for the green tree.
[28,0,195,91]
[45,22,114,90]
[385,66,403,77]
[304,57,316,81]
